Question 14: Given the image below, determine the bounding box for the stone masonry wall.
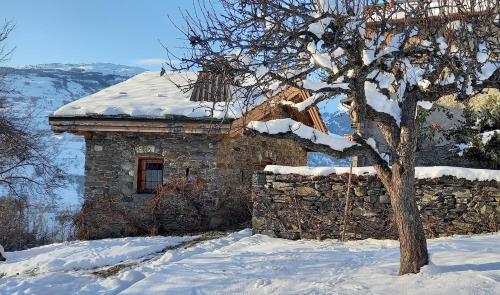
[416,145,493,169]
[80,132,307,239]
[81,132,222,239]
[252,172,499,240]
[218,134,307,187]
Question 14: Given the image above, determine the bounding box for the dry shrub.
[147,176,205,235]
[75,175,253,239]
[74,194,143,240]
[0,197,52,250]
[217,184,253,229]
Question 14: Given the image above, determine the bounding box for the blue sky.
[1,0,201,70]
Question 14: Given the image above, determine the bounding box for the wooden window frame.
[137,158,164,194]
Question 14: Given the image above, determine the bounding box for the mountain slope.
[0,63,145,204]
[308,110,353,167]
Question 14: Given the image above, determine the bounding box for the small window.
[137,158,164,193]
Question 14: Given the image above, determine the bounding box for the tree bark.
[388,167,429,275]
[388,91,429,275]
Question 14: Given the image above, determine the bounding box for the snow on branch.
[247,118,358,152]
[308,16,333,39]
[280,93,347,112]
[364,81,401,126]
[301,79,349,91]
[477,62,499,83]
[417,101,433,110]
[481,130,500,144]
[245,118,391,174]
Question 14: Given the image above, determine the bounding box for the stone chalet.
[49,71,328,239]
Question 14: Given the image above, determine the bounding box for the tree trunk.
[389,91,429,275]
[388,166,429,275]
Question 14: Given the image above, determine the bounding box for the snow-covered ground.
[0,236,196,277]
[1,230,499,295]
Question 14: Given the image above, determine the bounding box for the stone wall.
[252,172,499,240]
[80,132,221,239]
[80,132,306,239]
[416,145,491,168]
[218,134,307,187]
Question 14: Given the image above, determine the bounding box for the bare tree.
[0,21,15,64]
[0,21,68,249]
[0,97,66,200]
[0,21,66,201]
[165,0,499,274]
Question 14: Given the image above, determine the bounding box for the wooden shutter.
[138,159,147,193]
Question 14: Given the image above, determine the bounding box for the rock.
[296,186,319,197]
[314,182,331,191]
[363,212,378,218]
[354,187,367,197]
[352,207,365,216]
[462,212,482,223]
[454,190,472,200]
[364,195,378,203]
[379,195,391,204]
[421,193,434,202]
[273,182,293,190]
[479,205,494,215]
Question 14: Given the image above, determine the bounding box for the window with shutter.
[137,158,164,193]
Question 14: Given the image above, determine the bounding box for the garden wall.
[252,167,499,240]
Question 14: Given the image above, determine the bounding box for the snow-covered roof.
[52,71,267,120]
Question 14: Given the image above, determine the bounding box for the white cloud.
[135,58,166,66]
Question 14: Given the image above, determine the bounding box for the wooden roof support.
[300,90,328,134]
[73,131,93,140]
[227,87,328,138]
[50,118,231,135]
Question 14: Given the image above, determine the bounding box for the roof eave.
[49,115,233,135]
[49,114,235,123]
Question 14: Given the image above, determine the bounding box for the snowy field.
[0,230,499,295]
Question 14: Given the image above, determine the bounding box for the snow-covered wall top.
[53,71,268,120]
[264,165,500,182]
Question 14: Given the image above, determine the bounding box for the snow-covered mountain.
[0,63,352,205]
[308,110,353,167]
[0,63,146,204]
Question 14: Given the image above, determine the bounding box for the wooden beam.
[50,120,231,135]
[72,131,93,140]
[299,90,329,134]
